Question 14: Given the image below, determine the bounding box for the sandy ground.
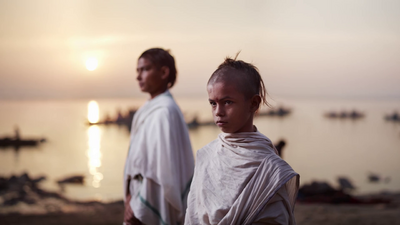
[295,203,400,225]
[1,196,400,225]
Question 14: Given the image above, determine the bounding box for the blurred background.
[1,0,399,224]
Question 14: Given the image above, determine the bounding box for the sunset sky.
[1,0,399,100]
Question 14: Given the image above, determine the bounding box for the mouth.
[216,121,227,126]
[138,82,145,88]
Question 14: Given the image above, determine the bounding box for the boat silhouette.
[324,110,365,119]
[384,111,400,122]
[257,106,291,117]
[0,127,46,149]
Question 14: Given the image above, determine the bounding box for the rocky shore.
[1,174,399,225]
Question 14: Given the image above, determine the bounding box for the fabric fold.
[124,90,194,225]
[185,129,299,225]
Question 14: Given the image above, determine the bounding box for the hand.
[124,194,134,222]
[124,194,142,225]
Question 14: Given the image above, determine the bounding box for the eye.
[209,101,216,107]
[225,100,233,105]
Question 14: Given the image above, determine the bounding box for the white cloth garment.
[124,90,195,225]
[185,130,299,225]
[253,185,290,224]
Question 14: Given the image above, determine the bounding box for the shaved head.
[208,67,255,100]
[208,57,268,106]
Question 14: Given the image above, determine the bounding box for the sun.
[86,58,98,71]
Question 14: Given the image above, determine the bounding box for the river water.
[0,97,399,202]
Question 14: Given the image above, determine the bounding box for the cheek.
[144,74,156,85]
[141,73,148,81]
[211,108,216,115]
[235,106,248,118]
[148,73,161,84]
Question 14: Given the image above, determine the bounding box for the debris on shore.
[297,180,394,205]
[0,173,121,215]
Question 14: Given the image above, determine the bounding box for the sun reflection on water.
[87,100,103,188]
[88,100,99,123]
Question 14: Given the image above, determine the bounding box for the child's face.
[207,81,255,133]
[136,57,167,97]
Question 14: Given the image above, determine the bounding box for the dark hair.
[139,48,177,88]
[208,54,269,106]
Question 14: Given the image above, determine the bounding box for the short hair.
[139,48,177,88]
[208,55,269,107]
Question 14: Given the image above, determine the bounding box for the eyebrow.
[208,96,233,101]
[137,64,152,70]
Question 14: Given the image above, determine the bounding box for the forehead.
[207,81,245,99]
[137,57,154,68]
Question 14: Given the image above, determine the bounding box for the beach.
[1,174,399,225]
[1,196,400,225]
[296,200,400,225]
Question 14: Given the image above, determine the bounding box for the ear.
[160,66,170,80]
[250,95,261,113]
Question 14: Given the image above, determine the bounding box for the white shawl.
[185,130,299,225]
[124,90,195,225]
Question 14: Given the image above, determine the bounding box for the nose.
[215,104,225,117]
[136,71,142,81]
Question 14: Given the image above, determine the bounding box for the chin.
[220,127,233,133]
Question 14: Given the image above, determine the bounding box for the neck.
[234,117,255,133]
[150,87,168,99]
[239,124,256,133]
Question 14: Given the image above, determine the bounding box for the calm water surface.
[0,97,399,202]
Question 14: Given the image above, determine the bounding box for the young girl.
[185,57,299,225]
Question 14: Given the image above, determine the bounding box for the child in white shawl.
[185,56,299,225]
[124,48,195,225]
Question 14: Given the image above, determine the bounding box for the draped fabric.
[124,90,195,225]
[185,129,299,225]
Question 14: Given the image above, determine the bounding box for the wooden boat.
[257,107,291,117]
[0,137,46,147]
